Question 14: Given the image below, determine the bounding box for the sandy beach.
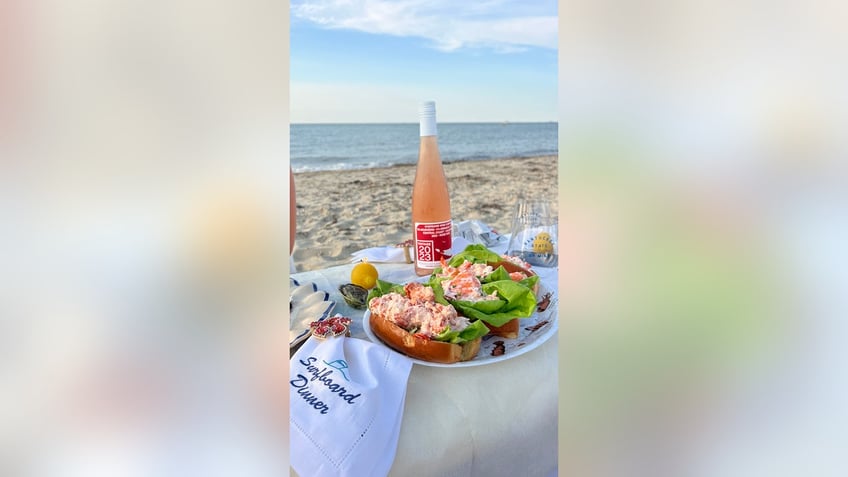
[291,155,558,272]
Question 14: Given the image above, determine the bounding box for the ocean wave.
[292,160,410,174]
[292,153,558,173]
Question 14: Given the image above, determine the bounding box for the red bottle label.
[414,220,452,269]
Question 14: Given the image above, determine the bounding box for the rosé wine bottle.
[412,101,452,276]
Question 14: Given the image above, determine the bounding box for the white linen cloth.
[290,336,413,477]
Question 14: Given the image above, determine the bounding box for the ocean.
[290,122,557,173]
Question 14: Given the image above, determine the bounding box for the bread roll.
[368,311,482,364]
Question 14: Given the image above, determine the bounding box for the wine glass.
[505,197,558,267]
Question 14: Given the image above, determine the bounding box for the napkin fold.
[290,336,413,477]
[350,246,409,263]
[453,219,508,247]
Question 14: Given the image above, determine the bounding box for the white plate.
[362,281,557,367]
[290,284,335,349]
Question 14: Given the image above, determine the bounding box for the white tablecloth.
[290,257,558,477]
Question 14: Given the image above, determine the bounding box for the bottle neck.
[418,135,440,159]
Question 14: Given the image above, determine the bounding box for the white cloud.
[291,0,557,52]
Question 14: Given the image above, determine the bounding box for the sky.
[290,0,558,123]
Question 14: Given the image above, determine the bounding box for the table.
[290,256,558,477]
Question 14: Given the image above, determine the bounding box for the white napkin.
[290,336,413,477]
[351,236,475,263]
[350,246,409,263]
[453,219,508,247]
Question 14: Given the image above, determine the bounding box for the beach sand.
[292,155,558,272]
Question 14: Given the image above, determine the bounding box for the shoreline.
[291,154,558,272]
[291,153,559,175]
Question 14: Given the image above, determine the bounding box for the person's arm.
[289,167,296,254]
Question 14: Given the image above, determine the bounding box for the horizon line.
[290,120,558,125]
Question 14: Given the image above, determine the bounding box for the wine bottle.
[412,101,452,276]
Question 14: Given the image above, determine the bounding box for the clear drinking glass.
[505,197,558,267]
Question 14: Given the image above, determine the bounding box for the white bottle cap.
[419,101,437,137]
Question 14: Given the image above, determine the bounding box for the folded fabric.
[454,219,508,247]
[290,336,413,477]
[350,246,410,263]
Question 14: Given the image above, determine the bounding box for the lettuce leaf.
[447,244,501,267]
[448,279,537,327]
[481,264,539,293]
[366,279,405,305]
[518,274,540,290]
[433,319,490,344]
[427,276,450,306]
[481,266,512,283]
